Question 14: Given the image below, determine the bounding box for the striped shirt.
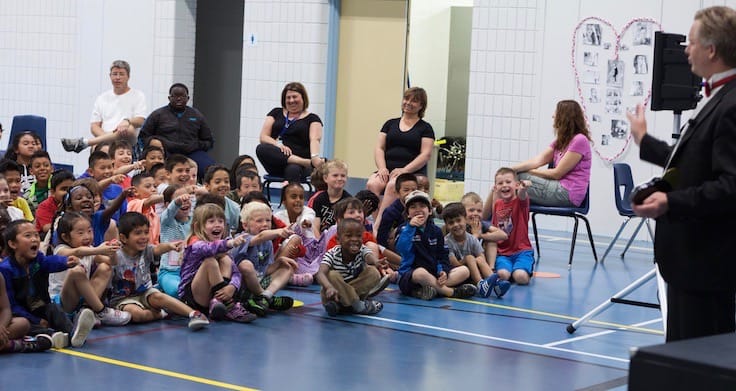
[321,245,372,283]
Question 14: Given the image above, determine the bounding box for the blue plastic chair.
[530,186,598,268]
[53,163,75,175]
[262,174,314,206]
[600,163,653,262]
[10,115,47,148]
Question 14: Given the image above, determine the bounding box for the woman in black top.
[367,87,435,217]
[256,82,325,182]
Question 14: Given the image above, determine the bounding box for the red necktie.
[705,74,736,97]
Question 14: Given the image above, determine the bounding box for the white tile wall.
[467,0,706,239]
[239,0,331,167]
[465,0,544,199]
[0,0,195,173]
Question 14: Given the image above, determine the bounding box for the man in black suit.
[627,6,736,342]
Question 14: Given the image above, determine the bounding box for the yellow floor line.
[54,348,258,390]
[449,298,664,335]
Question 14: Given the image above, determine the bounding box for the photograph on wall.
[588,88,600,103]
[583,23,602,46]
[607,59,624,87]
[601,134,610,145]
[630,81,644,96]
[605,88,622,114]
[634,54,648,74]
[592,114,601,122]
[610,119,628,139]
[584,51,599,66]
[583,70,600,85]
[633,22,652,45]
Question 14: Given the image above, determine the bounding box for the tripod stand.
[566,266,664,333]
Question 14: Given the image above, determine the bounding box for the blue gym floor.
[1,228,663,390]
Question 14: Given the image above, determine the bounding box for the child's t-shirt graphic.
[492,197,532,256]
[112,245,154,299]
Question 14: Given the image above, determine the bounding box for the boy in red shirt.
[490,168,534,297]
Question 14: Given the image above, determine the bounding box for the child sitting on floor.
[396,191,477,300]
[177,203,255,323]
[441,202,499,298]
[490,168,534,295]
[0,220,96,347]
[316,219,386,316]
[112,212,209,330]
[0,273,52,353]
[158,185,193,297]
[230,202,296,316]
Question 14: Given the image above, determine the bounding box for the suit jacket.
[640,80,736,290]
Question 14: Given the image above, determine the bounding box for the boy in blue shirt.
[396,191,477,300]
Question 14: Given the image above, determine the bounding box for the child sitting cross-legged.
[396,191,477,300]
[111,212,209,330]
[315,218,385,316]
[230,202,296,316]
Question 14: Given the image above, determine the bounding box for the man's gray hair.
[110,60,130,75]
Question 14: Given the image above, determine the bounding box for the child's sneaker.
[224,302,257,323]
[452,284,478,299]
[323,301,339,317]
[95,307,132,326]
[51,332,69,349]
[244,297,269,317]
[12,335,52,353]
[412,286,437,300]
[355,299,383,315]
[289,273,313,286]
[268,296,294,311]
[494,280,511,298]
[70,308,95,348]
[60,137,87,153]
[367,274,391,297]
[477,274,499,298]
[187,311,210,330]
[208,298,227,320]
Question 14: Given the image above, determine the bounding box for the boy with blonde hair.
[312,159,351,238]
[230,201,296,316]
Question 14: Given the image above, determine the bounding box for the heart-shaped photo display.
[572,16,662,162]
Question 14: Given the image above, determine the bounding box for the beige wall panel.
[335,0,407,178]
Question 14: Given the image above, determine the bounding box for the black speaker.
[650,31,702,112]
[629,333,736,390]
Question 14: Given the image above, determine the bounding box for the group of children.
[0,129,535,355]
